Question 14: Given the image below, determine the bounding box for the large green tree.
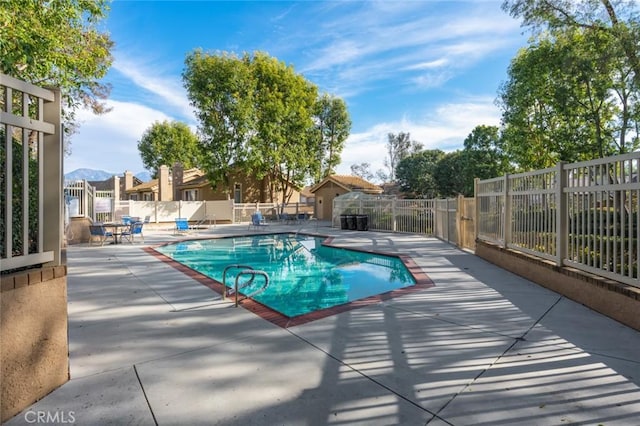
[395,149,445,198]
[183,50,333,206]
[249,52,318,205]
[499,26,638,169]
[182,51,255,187]
[433,151,467,197]
[137,120,201,177]
[311,93,351,182]
[462,125,513,194]
[503,0,640,89]
[0,0,114,136]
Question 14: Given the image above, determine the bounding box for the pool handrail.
[233,270,269,307]
[222,264,255,300]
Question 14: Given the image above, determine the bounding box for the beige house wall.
[65,217,92,245]
[313,182,349,220]
[1,267,69,422]
[185,172,301,204]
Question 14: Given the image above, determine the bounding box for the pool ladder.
[222,264,270,307]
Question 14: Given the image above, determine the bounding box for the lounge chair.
[89,224,114,246]
[174,218,190,235]
[121,221,144,243]
[279,213,296,224]
[248,212,269,230]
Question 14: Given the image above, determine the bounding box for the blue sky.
[67,0,529,180]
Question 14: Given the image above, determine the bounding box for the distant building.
[88,170,143,200]
[309,175,382,220]
[124,163,303,204]
[125,166,172,201]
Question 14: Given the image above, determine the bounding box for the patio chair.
[174,218,190,235]
[88,224,114,246]
[248,212,269,230]
[121,221,144,243]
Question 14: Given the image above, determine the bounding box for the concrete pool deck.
[5,222,640,425]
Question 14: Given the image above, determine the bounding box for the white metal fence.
[332,197,475,248]
[61,180,313,226]
[333,198,435,234]
[476,152,639,287]
[1,73,63,272]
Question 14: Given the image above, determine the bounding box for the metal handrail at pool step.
[222,264,270,307]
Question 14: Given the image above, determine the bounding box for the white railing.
[114,200,233,224]
[332,196,475,248]
[1,73,62,272]
[233,202,313,222]
[333,198,436,235]
[64,180,93,218]
[476,152,640,287]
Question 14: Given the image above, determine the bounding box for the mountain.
[135,171,152,182]
[64,168,114,181]
[65,168,151,182]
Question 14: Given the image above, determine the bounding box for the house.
[300,186,315,205]
[88,171,143,200]
[125,165,172,201]
[171,163,302,204]
[309,175,383,220]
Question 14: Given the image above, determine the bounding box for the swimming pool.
[154,233,427,320]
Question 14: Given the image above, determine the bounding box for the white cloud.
[111,56,194,120]
[299,3,523,96]
[65,100,172,174]
[405,59,449,71]
[336,98,502,179]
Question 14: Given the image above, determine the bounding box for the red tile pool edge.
[144,234,435,328]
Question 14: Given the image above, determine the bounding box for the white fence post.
[503,174,510,248]
[392,200,397,232]
[474,178,480,242]
[42,87,62,267]
[556,161,566,266]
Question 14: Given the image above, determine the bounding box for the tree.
[502,0,640,89]
[182,51,255,189]
[137,120,201,177]
[183,50,324,207]
[433,151,467,197]
[395,150,445,198]
[384,132,423,181]
[0,0,114,138]
[249,52,318,207]
[311,94,351,182]
[350,163,374,181]
[461,125,513,194]
[499,26,639,169]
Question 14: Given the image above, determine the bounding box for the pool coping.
[144,232,434,328]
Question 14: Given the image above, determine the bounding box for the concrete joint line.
[134,364,158,426]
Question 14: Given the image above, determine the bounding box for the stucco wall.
[314,183,348,220]
[1,266,69,422]
[475,240,640,331]
[65,216,92,245]
[202,172,301,204]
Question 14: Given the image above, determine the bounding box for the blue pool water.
[155,234,416,317]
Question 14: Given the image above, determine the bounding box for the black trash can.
[356,214,368,231]
[340,214,348,230]
[346,215,357,230]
